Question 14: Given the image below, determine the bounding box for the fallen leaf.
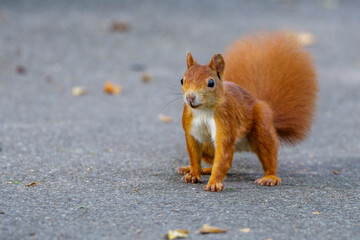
[165,229,189,240]
[239,228,250,233]
[111,21,129,32]
[38,180,44,183]
[104,81,122,95]
[134,188,140,191]
[8,180,22,184]
[296,32,316,47]
[199,224,227,234]
[121,181,126,184]
[158,114,174,123]
[313,211,320,214]
[25,182,37,187]
[141,73,153,83]
[333,170,339,175]
[72,87,87,96]
[16,65,26,74]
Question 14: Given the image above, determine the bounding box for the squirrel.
[177,32,318,192]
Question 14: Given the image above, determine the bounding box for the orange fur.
[178,32,318,192]
[225,32,318,143]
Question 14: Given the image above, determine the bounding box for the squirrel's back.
[224,32,318,144]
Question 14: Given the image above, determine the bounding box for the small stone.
[131,63,146,72]
[16,65,26,74]
[72,87,87,96]
[44,75,52,83]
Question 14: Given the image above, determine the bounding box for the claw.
[203,182,224,192]
[182,173,201,183]
[255,175,281,186]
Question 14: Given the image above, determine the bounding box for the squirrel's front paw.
[181,172,202,183]
[203,182,224,192]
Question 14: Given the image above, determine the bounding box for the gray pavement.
[0,0,360,239]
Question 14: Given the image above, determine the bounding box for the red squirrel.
[178,32,318,192]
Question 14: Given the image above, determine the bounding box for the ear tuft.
[186,51,196,69]
[209,54,225,79]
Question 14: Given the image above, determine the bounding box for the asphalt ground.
[0,0,359,239]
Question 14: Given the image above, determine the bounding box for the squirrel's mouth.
[190,103,201,109]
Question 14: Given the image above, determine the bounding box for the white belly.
[190,109,216,143]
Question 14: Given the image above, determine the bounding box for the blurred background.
[0,0,359,239]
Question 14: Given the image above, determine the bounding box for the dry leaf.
[313,211,320,214]
[72,87,87,96]
[141,73,153,83]
[121,181,126,184]
[296,32,316,47]
[38,180,44,183]
[104,81,122,95]
[111,21,129,32]
[165,229,189,240]
[158,114,174,123]
[239,228,250,233]
[333,170,339,175]
[25,182,37,187]
[199,224,227,234]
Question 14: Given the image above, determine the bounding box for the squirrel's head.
[181,51,225,110]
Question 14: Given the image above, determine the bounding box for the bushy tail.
[224,32,318,144]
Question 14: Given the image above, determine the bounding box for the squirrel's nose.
[186,94,196,104]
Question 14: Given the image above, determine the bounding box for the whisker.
[144,92,182,99]
[149,97,182,121]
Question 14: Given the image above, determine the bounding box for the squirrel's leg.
[250,101,281,186]
[181,133,202,183]
[178,141,214,176]
[203,136,235,192]
[201,142,214,175]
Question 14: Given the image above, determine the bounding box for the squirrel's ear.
[186,51,196,69]
[209,54,225,80]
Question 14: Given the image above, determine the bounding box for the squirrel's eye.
[207,79,215,88]
[181,78,183,85]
